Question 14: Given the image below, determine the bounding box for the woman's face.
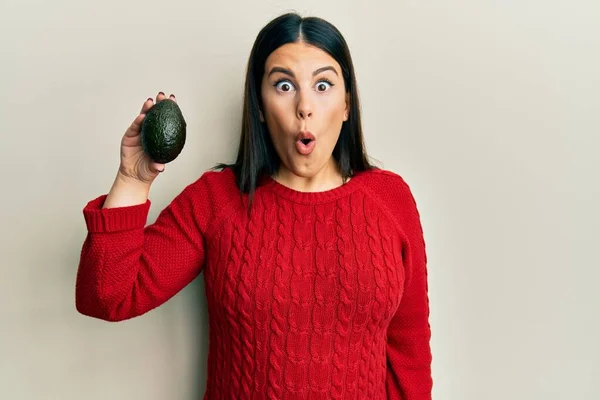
[260,41,349,180]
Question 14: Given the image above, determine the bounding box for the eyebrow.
[268,65,339,78]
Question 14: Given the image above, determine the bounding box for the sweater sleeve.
[385,177,433,399]
[75,173,214,322]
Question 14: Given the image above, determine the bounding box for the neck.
[272,159,349,192]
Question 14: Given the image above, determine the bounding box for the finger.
[140,97,154,114]
[169,93,177,103]
[156,91,167,103]
[151,161,165,173]
[124,113,145,137]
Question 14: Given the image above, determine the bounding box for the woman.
[75,12,433,400]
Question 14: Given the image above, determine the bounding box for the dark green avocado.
[140,99,187,163]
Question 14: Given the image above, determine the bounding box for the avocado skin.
[140,99,186,163]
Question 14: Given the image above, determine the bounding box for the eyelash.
[273,79,335,91]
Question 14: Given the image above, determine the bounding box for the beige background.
[1,1,599,399]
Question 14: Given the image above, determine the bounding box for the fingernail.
[159,92,165,96]
[147,97,153,102]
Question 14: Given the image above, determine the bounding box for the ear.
[343,93,350,121]
[259,110,265,122]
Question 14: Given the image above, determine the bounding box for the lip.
[295,131,316,155]
[295,131,316,142]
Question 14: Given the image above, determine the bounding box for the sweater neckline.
[260,169,368,204]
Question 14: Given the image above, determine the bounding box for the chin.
[286,164,314,178]
[282,158,327,179]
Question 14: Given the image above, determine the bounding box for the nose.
[296,92,313,120]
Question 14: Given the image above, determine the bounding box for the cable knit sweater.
[75,167,432,399]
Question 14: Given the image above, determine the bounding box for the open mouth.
[295,137,316,155]
[295,131,316,155]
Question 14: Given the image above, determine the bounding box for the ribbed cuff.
[83,195,151,233]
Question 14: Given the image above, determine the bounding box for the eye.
[274,80,295,92]
[315,79,334,92]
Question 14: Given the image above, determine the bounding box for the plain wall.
[1,1,598,399]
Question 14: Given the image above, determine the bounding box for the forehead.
[264,42,341,74]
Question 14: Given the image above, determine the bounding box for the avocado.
[140,99,187,163]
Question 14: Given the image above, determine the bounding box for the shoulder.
[359,167,424,236]
[360,167,418,206]
[170,167,241,230]
[194,166,237,187]
[184,167,240,200]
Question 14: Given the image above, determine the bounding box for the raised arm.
[75,92,209,321]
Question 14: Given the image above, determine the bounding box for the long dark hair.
[213,12,377,206]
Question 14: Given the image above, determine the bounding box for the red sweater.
[76,167,432,399]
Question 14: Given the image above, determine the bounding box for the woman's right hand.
[118,92,177,185]
[101,92,177,209]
